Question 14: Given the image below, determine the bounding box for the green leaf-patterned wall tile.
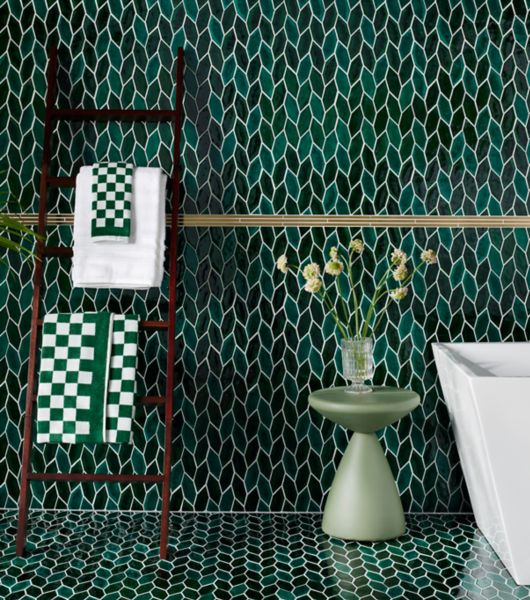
[2,1,530,513]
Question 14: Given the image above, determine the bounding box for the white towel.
[72,166,167,289]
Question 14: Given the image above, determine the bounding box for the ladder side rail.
[16,45,58,556]
[160,47,184,560]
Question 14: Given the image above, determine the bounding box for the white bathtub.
[433,342,530,585]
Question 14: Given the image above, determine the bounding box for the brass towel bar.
[7,213,530,228]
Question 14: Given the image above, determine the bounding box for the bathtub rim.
[432,342,530,380]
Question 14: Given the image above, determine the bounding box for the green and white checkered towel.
[91,162,133,242]
[36,312,139,444]
[106,315,138,443]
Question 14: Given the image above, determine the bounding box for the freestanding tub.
[433,342,530,585]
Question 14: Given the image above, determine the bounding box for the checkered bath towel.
[91,162,133,242]
[36,312,139,444]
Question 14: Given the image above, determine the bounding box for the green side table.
[309,386,420,541]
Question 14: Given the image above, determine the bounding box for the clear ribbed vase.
[341,337,374,394]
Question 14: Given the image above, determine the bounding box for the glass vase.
[341,337,374,394]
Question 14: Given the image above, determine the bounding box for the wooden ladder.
[16,45,185,560]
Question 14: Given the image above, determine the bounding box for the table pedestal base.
[322,432,406,541]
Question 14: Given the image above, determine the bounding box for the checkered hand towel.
[91,162,133,242]
[106,315,139,443]
[36,312,139,444]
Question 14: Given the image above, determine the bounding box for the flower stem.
[402,261,426,286]
[319,290,348,339]
[291,264,348,338]
[336,274,354,338]
[368,260,427,335]
[347,250,361,338]
[362,264,393,338]
[373,292,391,333]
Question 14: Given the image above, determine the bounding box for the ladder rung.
[52,108,176,122]
[31,394,164,406]
[37,319,169,330]
[42,246,73,257]
[28,473,164,483]
[139,396,165,405]
[47,176,75,187]
[140,320,170,329]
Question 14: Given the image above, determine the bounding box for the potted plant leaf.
[0,169,42,267]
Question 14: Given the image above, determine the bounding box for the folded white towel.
[72,166,167,289]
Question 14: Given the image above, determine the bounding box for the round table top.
[308,386,421,433]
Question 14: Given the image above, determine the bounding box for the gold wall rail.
[181,214,530,228]
[6,213,530,228]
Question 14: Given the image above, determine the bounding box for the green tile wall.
[0,1,529,511]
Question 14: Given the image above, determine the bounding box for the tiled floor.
[0,511,528,599]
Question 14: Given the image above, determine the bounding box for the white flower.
[392,263,408,282]
[304,278,322,293]
[349,238,364,254]
[390,248,408,266]
[324,260,344,276]
[421,249,437,264]
[329,246,339,260]
[390,286,409,301]
[302,262,320,280]
[276,254,289,274]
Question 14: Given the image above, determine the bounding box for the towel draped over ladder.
[36,312,139,444]
[72,166,167,289]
